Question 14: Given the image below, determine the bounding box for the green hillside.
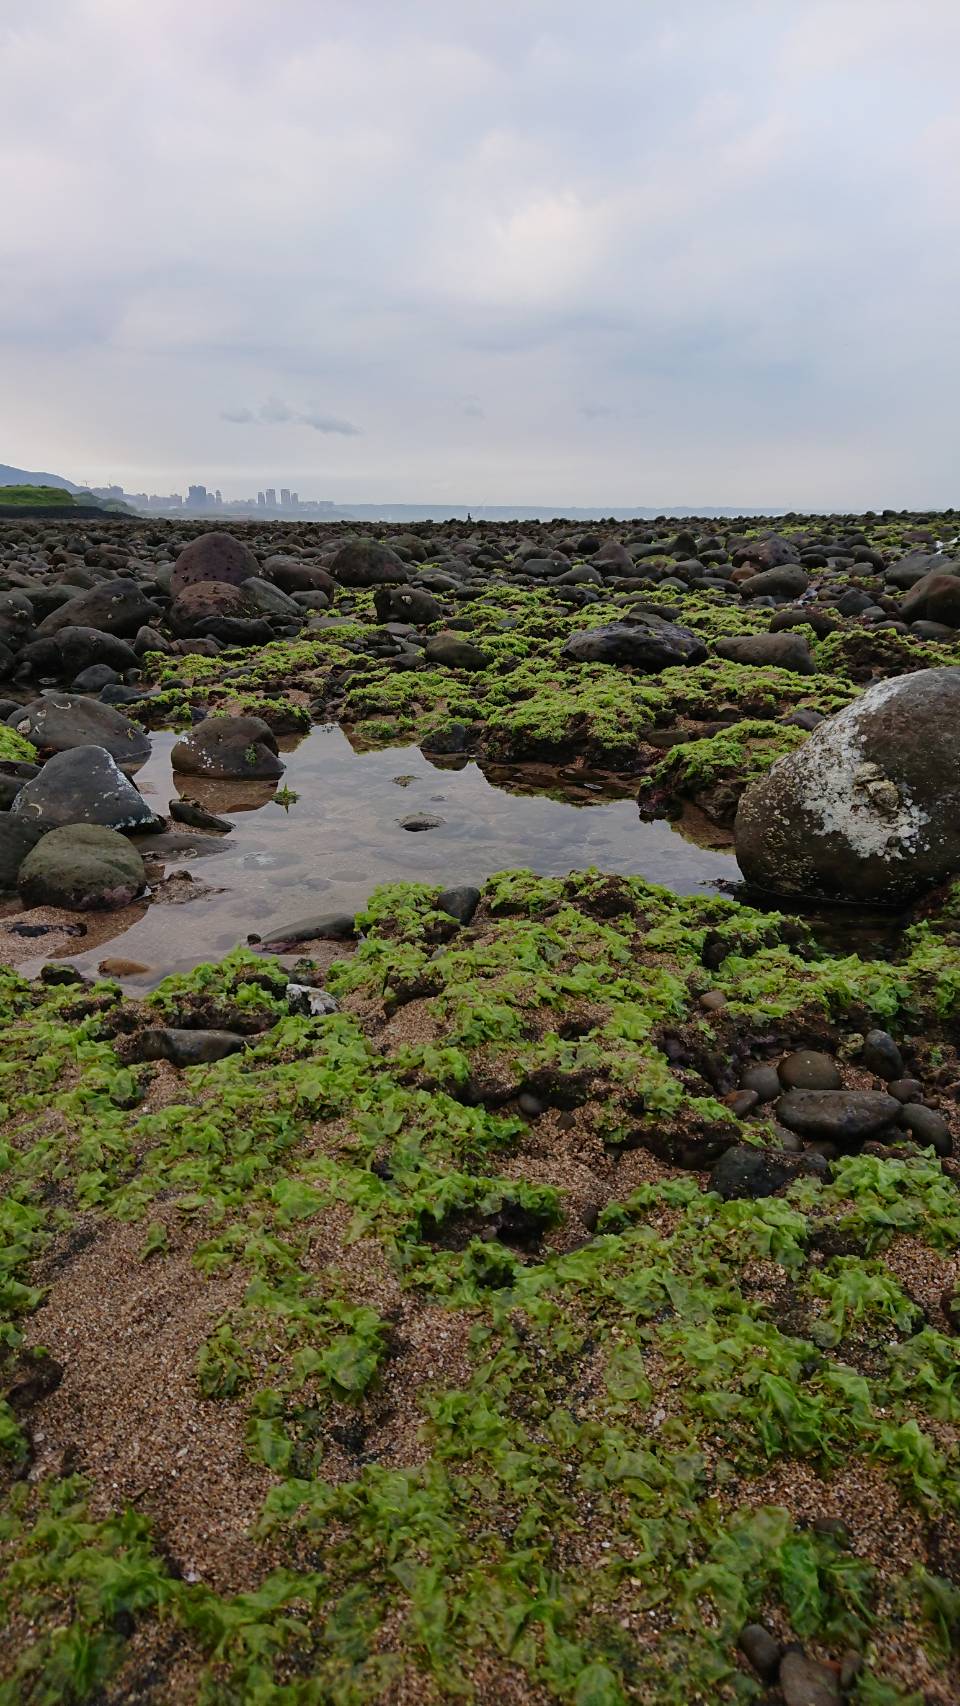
[0,484,77,507]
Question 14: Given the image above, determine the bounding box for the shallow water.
[14,725,737,981]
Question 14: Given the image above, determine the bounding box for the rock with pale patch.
[735,669,960,901]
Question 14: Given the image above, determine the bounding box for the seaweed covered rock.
[735,669,960,901]
[17,823,145,910]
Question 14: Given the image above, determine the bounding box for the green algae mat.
[1,872,959,1703]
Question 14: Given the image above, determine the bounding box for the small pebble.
[699,989,727,1012]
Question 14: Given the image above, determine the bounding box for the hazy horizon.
[3,2,959,509]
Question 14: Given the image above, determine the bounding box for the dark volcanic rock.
[136,1028,246,1066]
[778,1050,841,1090]
[170,531,260,597]
[11,745,162,831]
[169,580,257,637]
[715,632,813,673]
[777,1089,900,1145]
[424,633,490,669]
[10,695,150,767]
[37,579,160,638]
[171,714,284,779]
[329,539,407,587]
[708,1145,795,1200]
[20,627,140,678]
[0,818,47,891]
[735,669,960,902]
[562,616,706,670]
[18,823,145,910]
[373,585,443,625]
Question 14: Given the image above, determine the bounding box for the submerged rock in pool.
[172,714,285,780]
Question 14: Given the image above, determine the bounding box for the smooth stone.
[887,1077,923,1103]
[859,1028,904,1080]
[11,746,162,832]
[169,799,233,833]
[735,669,960,903]
[777,1089,900,1145]
[715,632,813,674]
[778,1050,842,1091]
[37,579,160,638]
[169,531,260,597]
[740,1064,782,1103]
[779,1649,841,1706]
[436,884,481,925]
[137,1028,246,1066]
[10,695,149,767]
[0,818,47,890]
[424,633,490,670]
[737,1623,782,1683]
[329,539,407,587]
[18,824,145,911]
[898,1103,951,1155]
[263,911,357,946]
[171,715,284,780]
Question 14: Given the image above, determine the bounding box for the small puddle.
[6,725,737,982]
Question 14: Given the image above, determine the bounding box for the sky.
[2,0,959,508]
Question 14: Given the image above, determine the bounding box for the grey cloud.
[2,1,960,504]
[222,399,361,435]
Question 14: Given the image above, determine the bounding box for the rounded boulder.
[170,532,261,598]
[18,824,145,911]
[735,669,960,902]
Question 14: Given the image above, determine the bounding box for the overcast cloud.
[2,0,959,507]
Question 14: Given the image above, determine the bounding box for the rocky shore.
[0,511,958,1705]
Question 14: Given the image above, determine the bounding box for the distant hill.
[0,462,80,492]
[0,484,77,507]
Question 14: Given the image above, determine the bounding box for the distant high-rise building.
[290,491,299,507]
[265,487,277,506]
[215,489,223,507]
[280,487,291,506]
[188,484,208,507]
[257,492,266,507]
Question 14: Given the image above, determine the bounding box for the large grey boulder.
[10,695,150,767]
[11,746,162,831]
[715,632,813,674]
[562,616,706,670]
[170,531,260,597]
[17,824,145,910]
[328,539,406,587]
[735,669,960,902]
[36,579,160,638]
[171,714,284,779]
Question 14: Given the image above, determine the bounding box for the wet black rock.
[11,745,162,831]
[262,910,357,947]
[778,1050,841,1091]
[10,695,150,767]
[740,1063,782,1102]
[329,539,407,587]
[136,1028,246,1066]
[36,579,160,638]
[777,1089,900,1145]
[715,632,813,674]
[18,823,145,910]
[737,1623,782,1683]
[708,1145,796,1200]
[424,633,490,669]
[561,616,706,670]
[169,531,260,597]
[898,1103,951,1155]
[859,1028,904,1080]
[20,627,141,678]
[171,714,284,780]
[737,564,810,599]
[373,585,443,625]
[169,798,233,833]
[0,818,47,890]
[436,884,481,925]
